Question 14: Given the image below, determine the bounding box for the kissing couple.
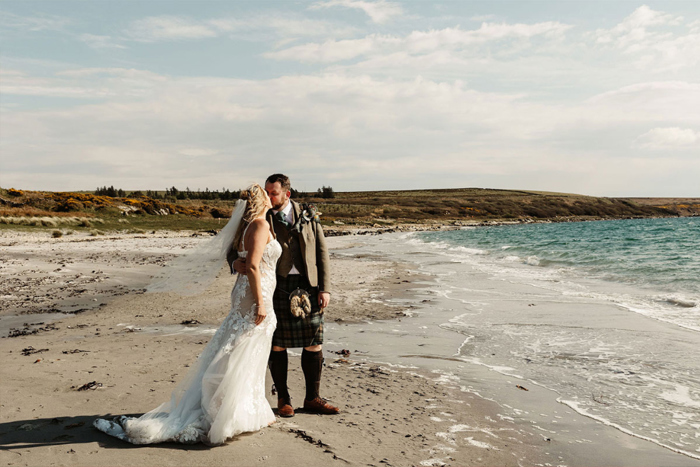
[95,173,339,445]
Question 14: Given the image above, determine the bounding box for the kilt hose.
[272,274,324,348]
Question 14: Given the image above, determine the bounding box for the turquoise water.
[419,217,700,296]
[331,222,700,461]
[406,217,700,459]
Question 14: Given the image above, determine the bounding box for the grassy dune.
[0,187,693,233]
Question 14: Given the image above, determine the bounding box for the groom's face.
[265,181,290,211]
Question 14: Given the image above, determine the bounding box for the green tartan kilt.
[272,274,324,348]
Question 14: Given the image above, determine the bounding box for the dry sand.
[0,230,546,466]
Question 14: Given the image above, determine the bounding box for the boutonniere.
[291,203,321,232]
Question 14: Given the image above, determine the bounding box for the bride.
[94,184,281,445]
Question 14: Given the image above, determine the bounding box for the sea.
[328,217,700,464]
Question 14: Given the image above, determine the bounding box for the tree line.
[95,185,335,200]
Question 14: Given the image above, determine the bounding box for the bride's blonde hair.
[233,184,270,249]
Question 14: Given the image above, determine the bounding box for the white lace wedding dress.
[94,236,282,445]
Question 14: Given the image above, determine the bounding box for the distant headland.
[1,186,698,234]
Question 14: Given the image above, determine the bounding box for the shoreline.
[332,229,700,466]
[323,213,695,237]
[0,230,545,466]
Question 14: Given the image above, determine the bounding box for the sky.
[1,1,699,196]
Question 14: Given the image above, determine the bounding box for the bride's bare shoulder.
[244,218,271,242]
[247,217,270,230]
[251,217,276,244]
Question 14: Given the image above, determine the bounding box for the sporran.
[289,288,312,318]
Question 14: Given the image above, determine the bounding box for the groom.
[231,174,339,417]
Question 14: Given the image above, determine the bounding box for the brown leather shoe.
[303,397,340,415]
[277,398,294,418]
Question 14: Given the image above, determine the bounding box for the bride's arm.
[244,219,270,326]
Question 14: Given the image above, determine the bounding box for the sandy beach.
[5,227,697,466]
[0,230,547,466]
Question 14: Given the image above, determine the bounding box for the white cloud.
[0,67,171,99]
[121,14,355,44]
[0,69,555,192]
[594,5,682,48]
[591,5,700,71]
[125,16,218,42]
[587,81,700,122]
[0,68,113,98]
[634,127,700,149]
[404,22,571,49]
[80,33,126,50]
[0,11,71,31]
[8,66,699,195]
[209,15,356,39]
[588,81,700,103]
[310,0,402,24]
[265,36,388,62]
[266,21,572,62]
[643,31,700,71]
[3,3,700,196]
[57,68,164,79]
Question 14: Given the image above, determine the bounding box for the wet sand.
[0,230,545,466]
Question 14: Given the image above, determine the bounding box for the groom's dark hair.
[266,173,291,192]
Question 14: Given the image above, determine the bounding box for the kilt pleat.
[272,275,324,348]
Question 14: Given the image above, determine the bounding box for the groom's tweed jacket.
[226,199,331,293]
[270,200,329,347]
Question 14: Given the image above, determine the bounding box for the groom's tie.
[275,211,290,228]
